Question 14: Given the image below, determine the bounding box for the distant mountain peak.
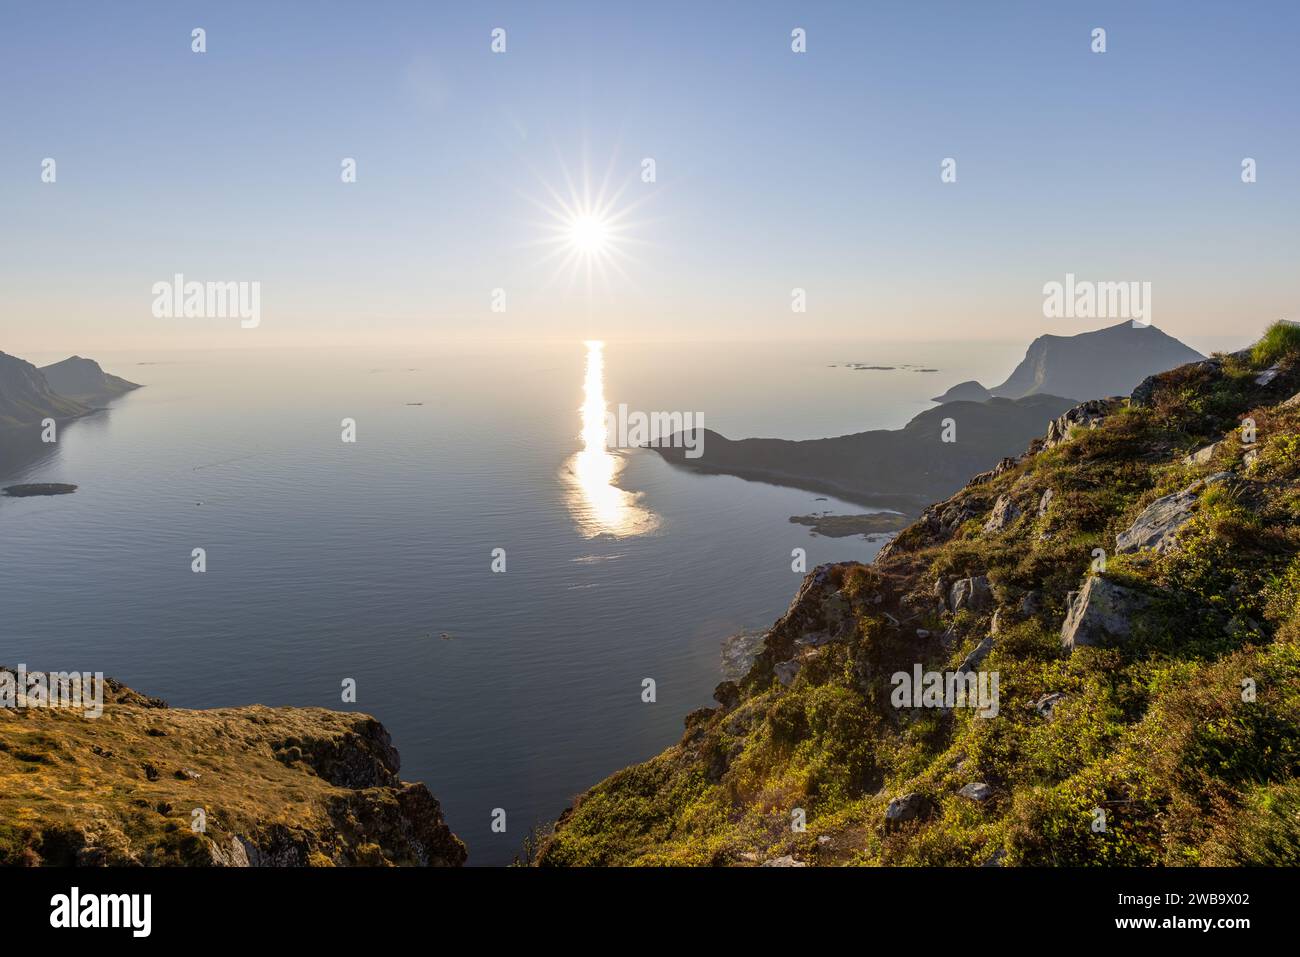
[40,355,141,402]
[931,380,993,403]
[989,323,1204,401]
[0,351,90,428]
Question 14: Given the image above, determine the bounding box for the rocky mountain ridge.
[989,322,1204,400]
[0,351,89,429]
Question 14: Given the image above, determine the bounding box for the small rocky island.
[789,512,908,538]
[3,483,78,497]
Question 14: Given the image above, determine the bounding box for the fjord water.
[1,339,1015,864]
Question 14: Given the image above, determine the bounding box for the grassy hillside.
[538,323,1300,867]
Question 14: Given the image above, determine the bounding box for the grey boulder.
[884,792,931,826]
[957,636,994,674]
[1182,442,1219,466]
[1060,575,1155,650]
[949,575,992,613]
[958,782,993,803]
[983,495,1021,533]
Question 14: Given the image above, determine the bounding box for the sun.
[568,213,610,256]
[519,150,655,298]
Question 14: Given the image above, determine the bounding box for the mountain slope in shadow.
[0,351,89,429]
[650,323,1205,513]
[40,355,141,404]
[651,393,1078,513]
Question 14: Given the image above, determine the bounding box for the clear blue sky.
[1,0,1296,353]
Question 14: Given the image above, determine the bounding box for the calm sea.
[1,338,1020,864]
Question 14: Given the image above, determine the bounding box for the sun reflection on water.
[563,341,659,538]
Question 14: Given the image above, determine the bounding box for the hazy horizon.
[3,0,1297,355]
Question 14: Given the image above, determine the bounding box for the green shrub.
[1251,320,1300,367]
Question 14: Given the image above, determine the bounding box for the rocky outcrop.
[1115,473,1232,554]
[1131,356,1223,409]
[957,636,994,673]
[966,456,1020,488]
[721,630,766,682]
[1036,488,1054,517]
[748,563,863,690]
[1256,363,1284,387]
[0,351,89,429]
[949,575,992,613]
[0,669,465,867]
[1183,442,1220,466]
[1043,398,1114,449]
[983,495,1021,532]
[1060,576,1156,650]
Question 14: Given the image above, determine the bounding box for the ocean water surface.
[1,338,1018,863]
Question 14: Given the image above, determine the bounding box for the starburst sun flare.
[521,153,653,296]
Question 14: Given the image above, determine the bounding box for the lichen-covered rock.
[1115,473,1232,554]
[884,792,931,826]
[983,495,1021,532]
[1044,399,1112,448]
[1037,488,1054,517]
[958,782,993,802]
[1060,576,1156,650]
[949,575,992,613]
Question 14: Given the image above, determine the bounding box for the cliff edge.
[0,670,465,866]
